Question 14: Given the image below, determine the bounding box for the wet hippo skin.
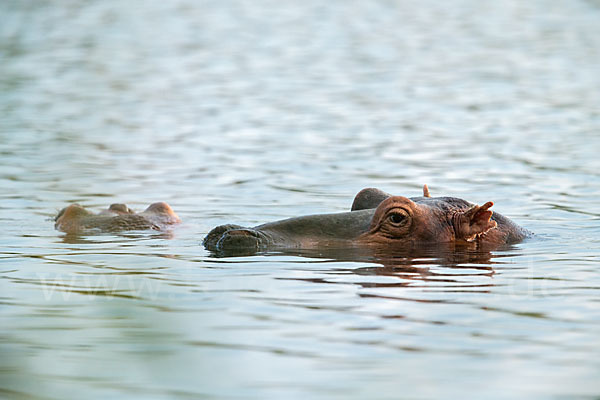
[204,185,531,253]
[55,202,181,234]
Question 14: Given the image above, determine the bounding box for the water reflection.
[56,230,176,244]
[209,240,516,264]
[206,241,528,292]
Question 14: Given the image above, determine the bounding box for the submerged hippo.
[55,202,181,234]
[203,185,530,253]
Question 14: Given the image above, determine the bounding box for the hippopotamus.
[203,185,530,254]
[54,202,181,234]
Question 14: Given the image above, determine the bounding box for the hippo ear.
[351,188,392,211]
[454,202,497,242]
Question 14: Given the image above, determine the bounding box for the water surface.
[1,0,600,399]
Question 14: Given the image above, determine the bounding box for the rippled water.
[2,0,600,398]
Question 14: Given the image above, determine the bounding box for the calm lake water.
[2,0,600,399]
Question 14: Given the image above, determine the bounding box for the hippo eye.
[388,212,407,225]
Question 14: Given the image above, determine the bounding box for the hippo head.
[359,196,497,246]
[55,202,181,234]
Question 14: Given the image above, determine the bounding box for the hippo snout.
[203,224,270,252]
[217,229,263,250]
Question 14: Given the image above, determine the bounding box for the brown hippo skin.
[55,202,181,234]
[203,185,531,253]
